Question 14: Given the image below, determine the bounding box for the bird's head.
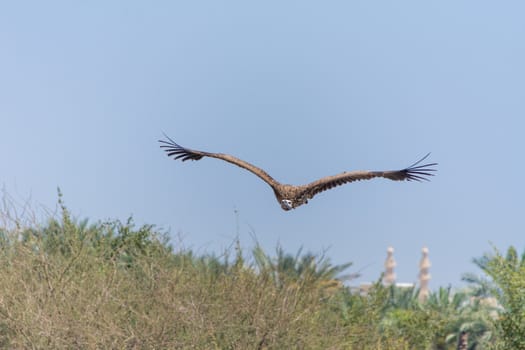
[280,199,293,211]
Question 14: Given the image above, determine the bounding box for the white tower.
[383,246,396,286]
[418,246,431,302]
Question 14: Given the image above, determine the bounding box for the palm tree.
[252,244,355,295]
[379,285,495,349]
[426,286,494,349]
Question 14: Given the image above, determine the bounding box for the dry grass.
[0,231,364,349]
[0,192,371,349]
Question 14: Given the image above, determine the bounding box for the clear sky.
[1,1,524,289]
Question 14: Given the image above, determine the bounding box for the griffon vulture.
[159,135,437,211]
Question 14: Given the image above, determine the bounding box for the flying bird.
[159,135,437,211]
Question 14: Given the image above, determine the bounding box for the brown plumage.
[159,135,437,211]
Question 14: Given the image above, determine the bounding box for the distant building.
[353,247,430,299]
[418,247,431,302]
[383,246,396,286]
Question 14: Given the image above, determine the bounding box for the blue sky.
[1,1,524,289]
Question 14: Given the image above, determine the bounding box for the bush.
[0,198,365,348]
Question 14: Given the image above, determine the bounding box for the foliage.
[376,284,495,350]
[466,246,525,349]
[0,191,510,349]
[0,196,363,348]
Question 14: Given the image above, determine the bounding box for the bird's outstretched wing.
[302,153,437,199]
[159,135,280,188]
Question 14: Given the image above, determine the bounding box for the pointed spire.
[383,246,396,286]
[418,246,431,302]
